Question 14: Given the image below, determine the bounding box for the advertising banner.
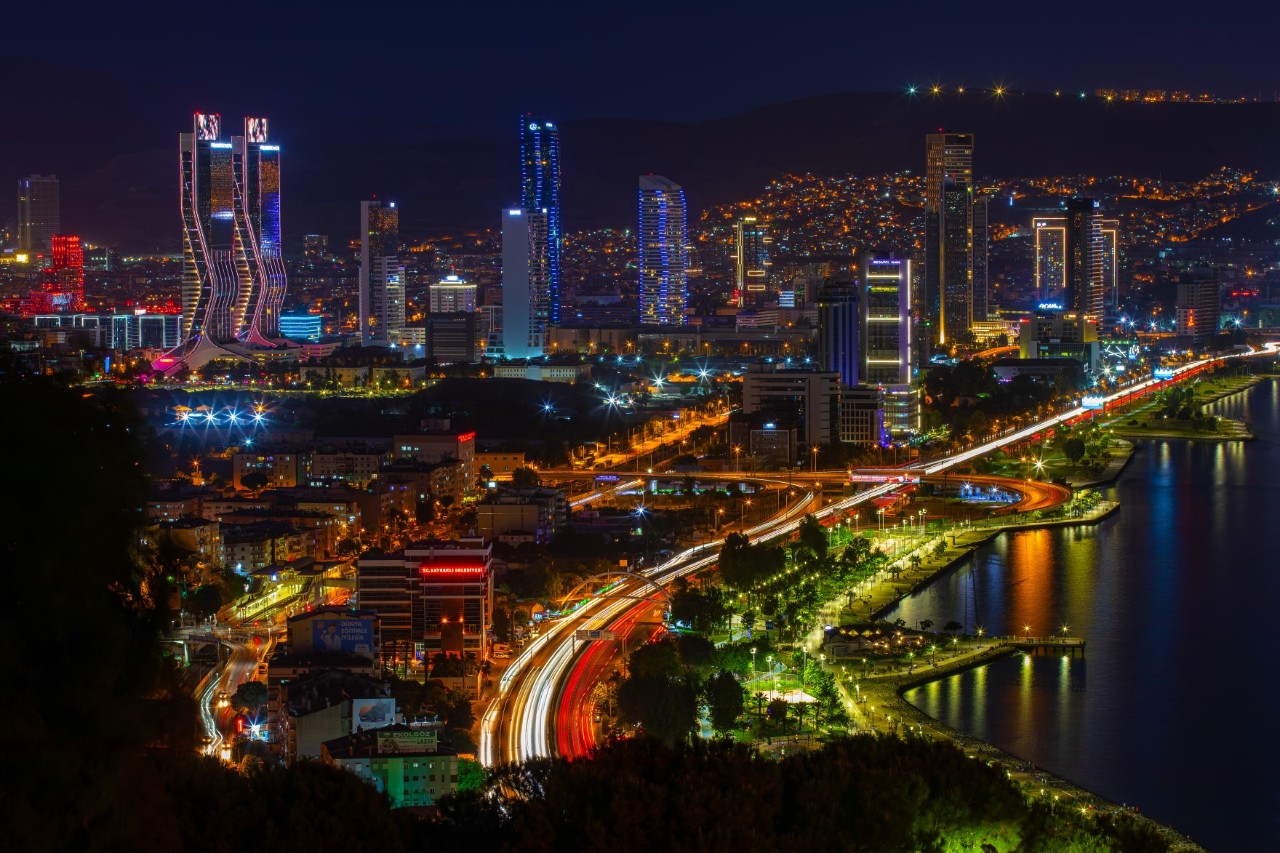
[245,117,268,142]
[1153,368,1175,380]
[376,729,438,754]
[352,697,396,733]
[313,618,374,656]
[195,113,220,140]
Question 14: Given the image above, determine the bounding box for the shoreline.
[838,374,1271,850]
[1106,374,1262,442]
[848,647,1205,852]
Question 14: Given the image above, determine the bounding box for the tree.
[766,697,790,729]
[239,470,269,490]
[231,680,268,711]
[456,758,487,792]
[616,674,698,744]
[336,537,361,558]
[1063,436,1087,464]
[919,619,934,633]
[944,620,964,635]
[187,584,223,619]
[510,466,541,489]
[627,638,682,679]
[704,671,744,734]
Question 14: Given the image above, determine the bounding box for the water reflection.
[890,379,1280,852]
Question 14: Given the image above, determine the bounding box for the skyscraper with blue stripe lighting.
[520,116,561,324]
[638,175,687,326]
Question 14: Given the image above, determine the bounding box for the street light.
[811,444,820,473]
[751,647,757,680]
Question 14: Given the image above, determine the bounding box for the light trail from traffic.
[483,345,1280,767]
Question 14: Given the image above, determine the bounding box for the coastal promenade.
[802,498,1205,850]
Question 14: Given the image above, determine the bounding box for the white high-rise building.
[429,275,477,314]
[359,199,404,346]
[501,208,549,359]
[638,176,687,325]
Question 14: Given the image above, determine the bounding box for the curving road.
[482,345,1279,767]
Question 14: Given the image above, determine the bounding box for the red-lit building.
[392,432,477,496]
[356,537,493,665]
[24,234,85,316]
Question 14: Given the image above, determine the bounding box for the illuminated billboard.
[352,697,396,733]
[1153,368,1175,380]
[1081,396,1105,410]
[195,113,220,140]
[246,117,268,142]
[312,618,374,656]
[375,729,437,754]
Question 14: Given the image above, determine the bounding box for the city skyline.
[5,3,1280,848]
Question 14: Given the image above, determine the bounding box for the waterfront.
[888,377,1280,852]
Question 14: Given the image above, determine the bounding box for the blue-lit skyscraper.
[638,175,687,326]
[520,116,561,324]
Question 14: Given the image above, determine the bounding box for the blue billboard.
[1153,368,1175,381]
[313,618,374,656]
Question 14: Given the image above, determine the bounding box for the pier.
[1007,635,1086,656]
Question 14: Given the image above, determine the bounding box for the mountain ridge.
[4,60,1278,251]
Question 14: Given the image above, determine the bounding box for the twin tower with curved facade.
[156,113,287,374]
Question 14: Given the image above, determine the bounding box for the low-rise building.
[493,361,592,383]
[278,669,393,762]
[321,725,458,809]
[224,521,313,571]
[158,517,224,568]
[839,386,886,446]
[392,432,476,495]
[477,451,526,478]
[311,448,387,488]
[233,449,312,490]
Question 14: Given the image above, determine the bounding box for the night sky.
[8,0,1278,130]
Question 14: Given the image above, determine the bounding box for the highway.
[484,345,1278,767]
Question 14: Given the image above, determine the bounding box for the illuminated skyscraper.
[923,133,974,347]
[502,208,550,359]
[1065,198,1105,318]
[520,116,561,324]
[860,252,911,387]
[360,199,405,346]
[17,175,59,254]
[429,274,477,313]
[23,234,84,316]
[817,279,859,386]
[1034,206,1118,307]
[638,176,687,326]
[734,216,771,306]
[237,118,286,343]
[970,193,990,322]
[173,114,286,361]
